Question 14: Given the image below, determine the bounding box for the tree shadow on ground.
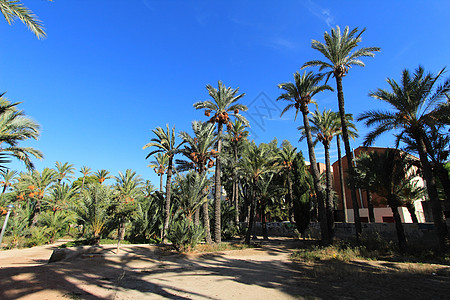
[0,240,449,299]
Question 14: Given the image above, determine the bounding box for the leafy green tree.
[299,108,339,238]
[194,81,248,243]
[0,0,47,38]
[277,71,333,243]
[143,124,184,243]
[0,96,43,170]
[358,66,450,251]
[303,26,380,239]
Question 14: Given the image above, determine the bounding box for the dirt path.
[1,239,449,299]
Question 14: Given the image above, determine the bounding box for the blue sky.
[1,1,449,186]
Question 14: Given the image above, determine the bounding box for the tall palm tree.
[302,26,380,240]
[148,153,168,192]
[48,182,78,212]
[0,96,43,170]
[299,108,339,238]
[276,140,298,223]
[238,141,278,244]
[334,112,358,222]
[178,121,217,243]
[194,81,248,243]
[358,66,450,251]
[143,124,184,243]
[226,120,249,224]
[175,171,210,222]
[0,0,48,38]
[55,161,75,184]
[79,166,91,190]
[277,71,333,243]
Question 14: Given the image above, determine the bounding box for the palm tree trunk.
[324,142,335,240]
[407,203,419,223]
[389,201,407,253]
[245,184,256,244]
[301,108,329,243]
[436,165,450,203]
[335,75,361,240]
[287,175,295,224]
[233,145,239,225]
[202,200,212,243]
[194,209,200,226]
[336,135,348,222]
[214,122,223,243]
[261,199,268,240]
[367,190,375,223]
[159,174,164,192]
[415,133,449,251]
[30,199,42,227]
[162,158,173,243]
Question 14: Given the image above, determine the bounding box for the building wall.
[332,146,426,223]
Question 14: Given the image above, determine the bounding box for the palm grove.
[0,1,449,253]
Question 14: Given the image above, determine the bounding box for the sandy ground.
[1,239,450,300]
[0,239,309,300]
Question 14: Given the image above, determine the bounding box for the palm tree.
[299,108,339,238]
[276,140,298,223]
[358,66,450,251]
[0,169,17,198]
[302,26,380,240]
[55,161,75,184]
[175,171,210,222]
[239,141,278,244]
[194,81,248,243]
[148,153,168,192]
[48,182,78,212]
[113,169,144,250]
[0,0,47,38]
[16,167,57,226]
[399,180,425,224]
[352,149,412,253]
[178,121,217,243]
[335,113,358,222]
[76,183,112,244]
[352,152,376,223]
[0,96,43,170]
[94,169,111,185]
[226,120,248,224]
[79,166,91,190]
[143,124,184,243]
[277,71,333,243]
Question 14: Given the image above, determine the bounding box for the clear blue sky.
[1,1,449,186]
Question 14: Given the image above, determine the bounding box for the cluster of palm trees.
[143,81,314,245]
[277,26,449,252]
[0,162,161,248]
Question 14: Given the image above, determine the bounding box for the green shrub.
[168,218,205,252]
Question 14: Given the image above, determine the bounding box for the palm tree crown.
[0,0,48,39]
[302,26,380,80]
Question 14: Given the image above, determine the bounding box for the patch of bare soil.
[0,238,449,299]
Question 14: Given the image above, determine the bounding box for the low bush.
[168,218,204,252]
